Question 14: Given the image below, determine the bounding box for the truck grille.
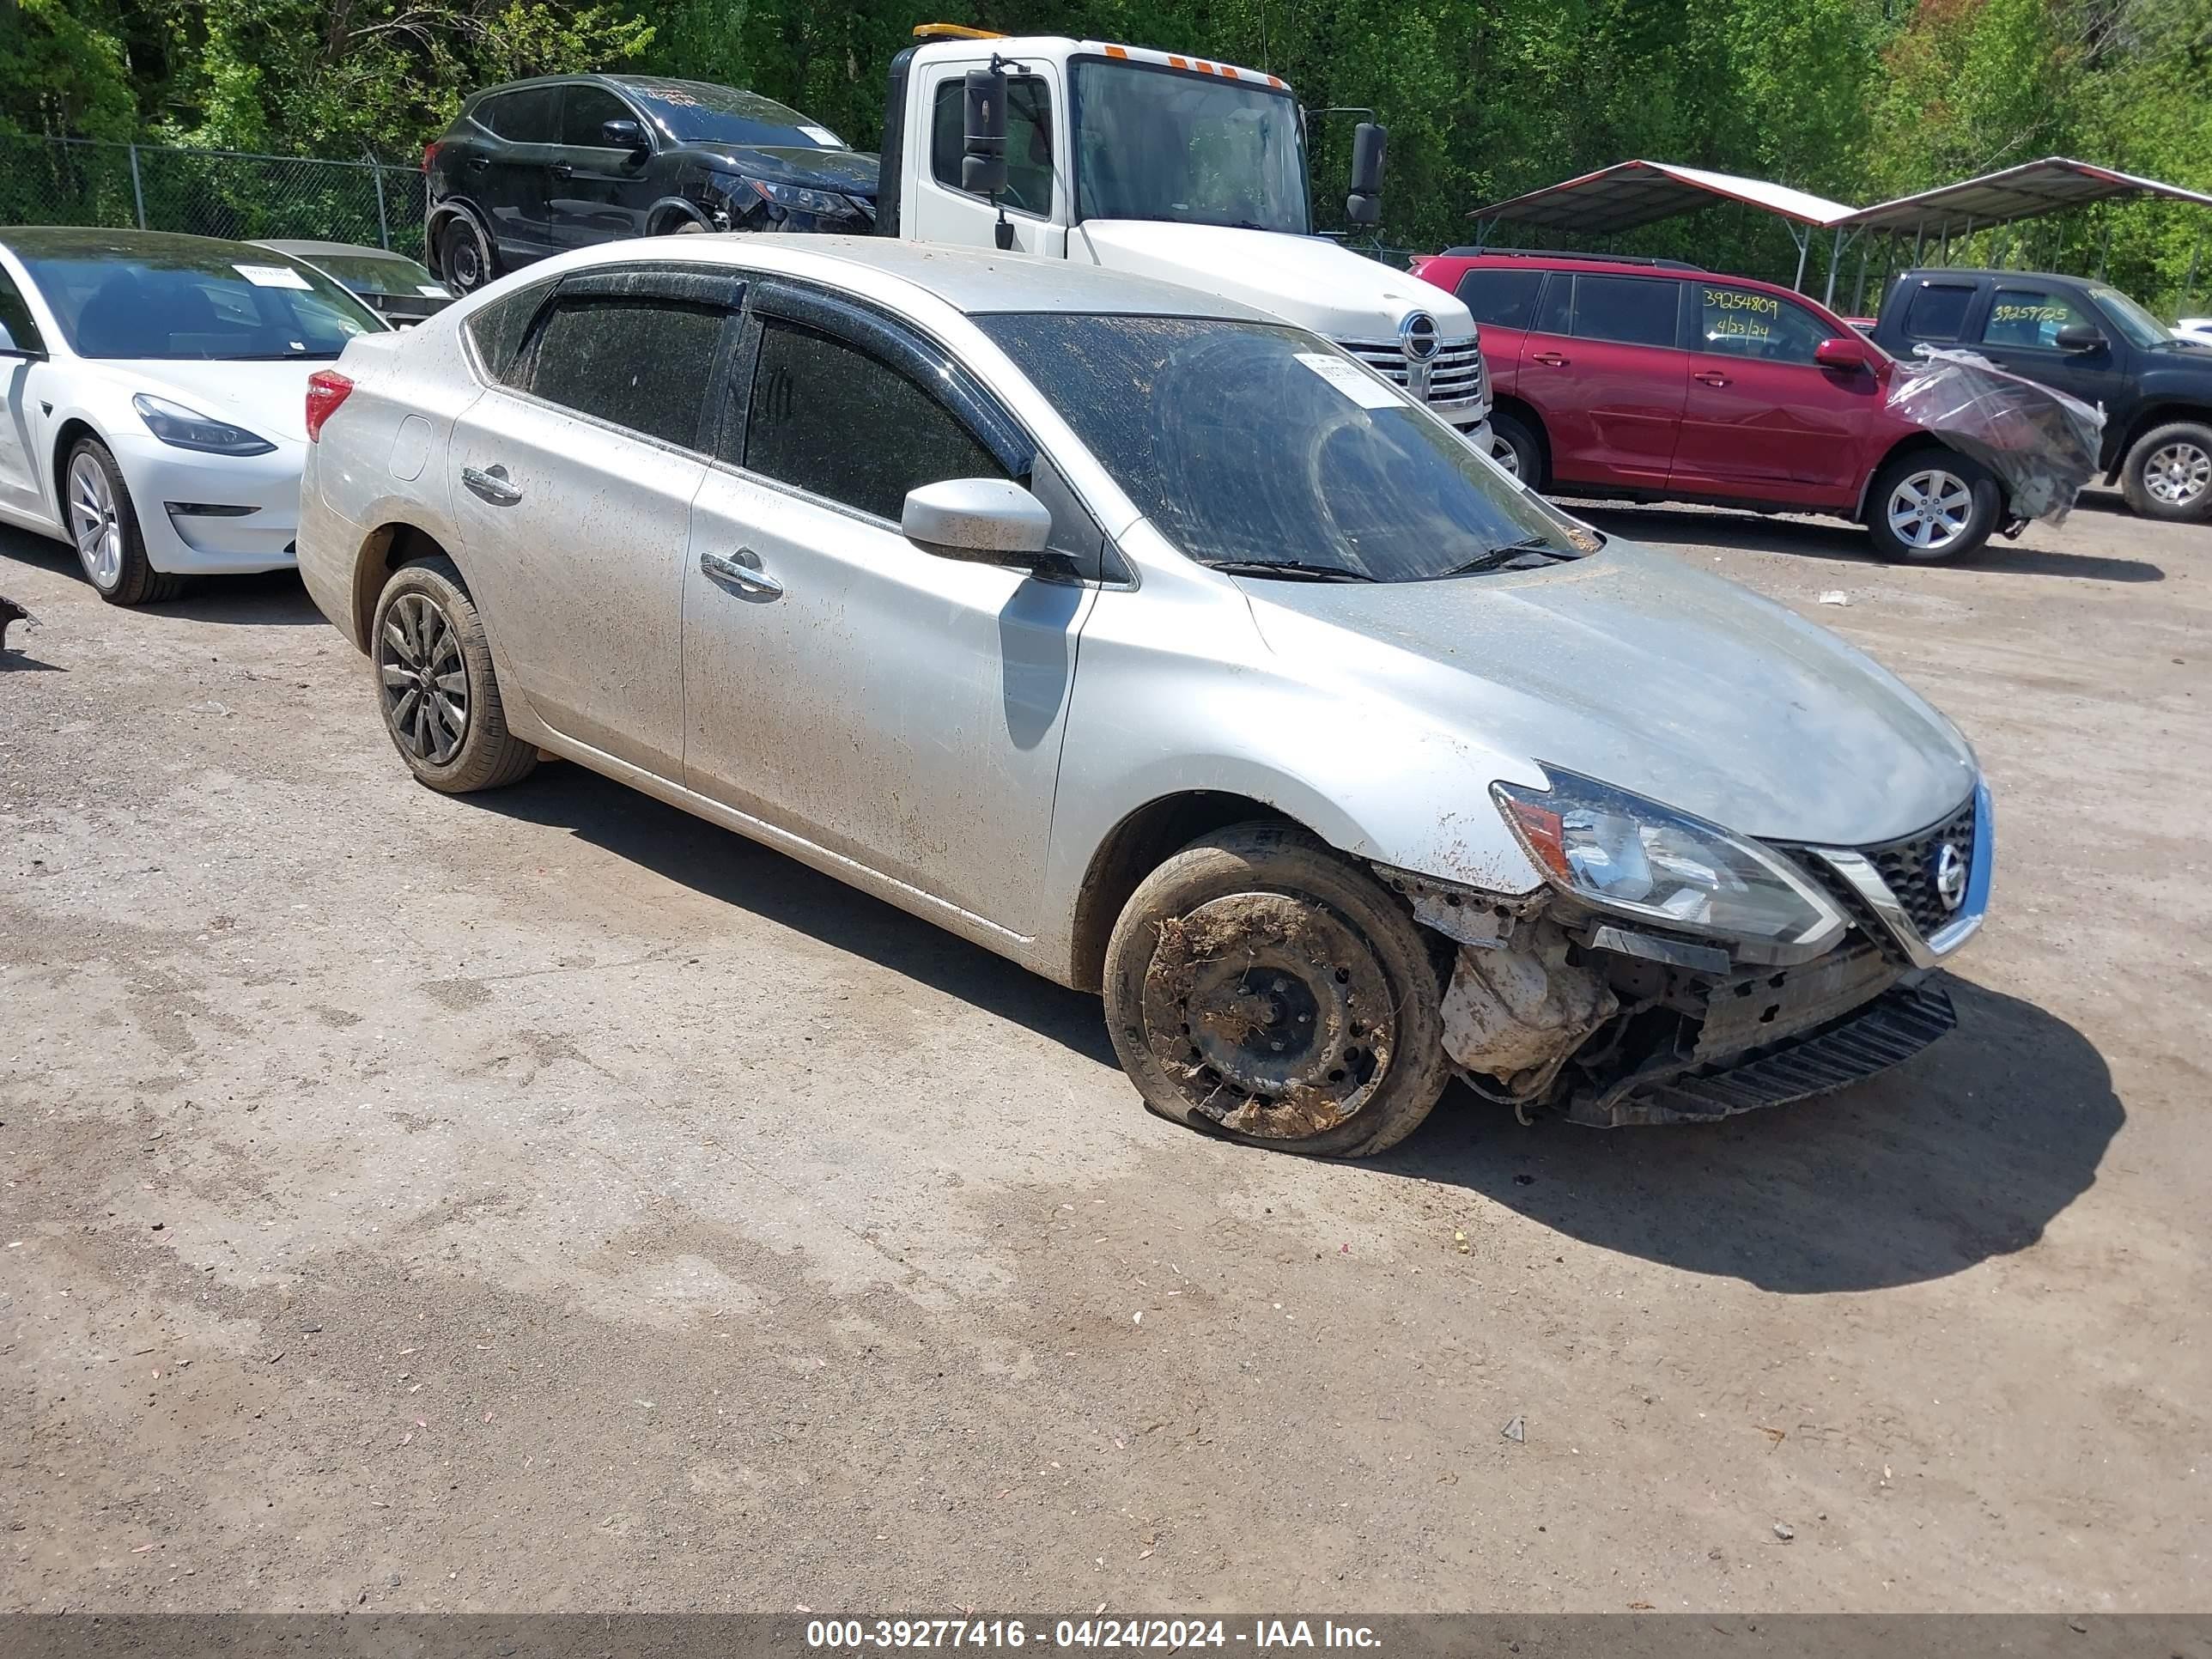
[1335,337,1486,413]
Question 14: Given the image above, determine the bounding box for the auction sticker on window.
[799,125,845,148]
[1295,351,1399,410]
[234,264,313,290]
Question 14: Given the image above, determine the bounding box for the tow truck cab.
[873,31,1492,449]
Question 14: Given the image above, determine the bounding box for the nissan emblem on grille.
[1401,312,1439,401]
[1934,841,1967,911]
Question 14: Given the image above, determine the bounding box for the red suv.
[1411,249,2005,562]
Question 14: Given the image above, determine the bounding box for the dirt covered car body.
[295,236,1990,1154]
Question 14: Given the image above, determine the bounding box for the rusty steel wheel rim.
[1140,892,1394,1139]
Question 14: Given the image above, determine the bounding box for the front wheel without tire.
[1103,824,1451,1158]
[1864,450,2000,563]
[437,216,495,294]
[2120,421,2212,521]
[66,438,182,605]
[371,556,536,793]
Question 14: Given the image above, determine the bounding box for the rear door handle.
[465,156,490,172]
[700,548,783,599]
[549,161,574,179]
[1532,351,1569,367]
[460,464,522,506]
[1693,370,1732,386]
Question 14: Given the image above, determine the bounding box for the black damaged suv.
[424,75,880,293]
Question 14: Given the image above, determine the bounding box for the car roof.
[254,238,418,260]
[0,226,286,261]
[544,234,1278,322]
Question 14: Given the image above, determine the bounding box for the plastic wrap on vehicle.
[1886,346,2107,525]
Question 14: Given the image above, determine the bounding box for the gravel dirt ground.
[2,495,2205,1616]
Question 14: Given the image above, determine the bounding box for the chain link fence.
[0,135,428,260]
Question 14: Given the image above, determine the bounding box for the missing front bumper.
[1565,980,1957,1128]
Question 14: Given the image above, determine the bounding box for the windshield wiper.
[1437,536,1568,577]
[1208,558,1376,584]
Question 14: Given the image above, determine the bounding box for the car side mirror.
[1814,337,1869,371]
[1345,122,1386,228]
[599,118,647,155]
[2055,322,2105,353]
[903,477,1051,566]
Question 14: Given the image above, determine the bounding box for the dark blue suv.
[424,75,880,293]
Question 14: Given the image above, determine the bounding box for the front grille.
[1335,337,1486,410]
[1777,793,1978,957]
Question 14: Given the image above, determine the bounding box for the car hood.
[1238,540,1977,848]
[685,143,880,196]
[1073,220,1478,344]
[90,356,326,445]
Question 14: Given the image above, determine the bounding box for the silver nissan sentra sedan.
[295,235,1991,1158]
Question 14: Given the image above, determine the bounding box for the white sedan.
[0,228,385,605]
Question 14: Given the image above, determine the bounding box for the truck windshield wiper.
[1208,558,1376,583]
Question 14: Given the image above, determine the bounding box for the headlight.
[132,394,276,457]
[750,178,860,218]
[1492,766,1847,963]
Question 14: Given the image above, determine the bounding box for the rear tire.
[437,215,496,294]
[1864,449,2000,563]
[1489,410,1544,488]
[1103,823,1450,1158]
[66,438,183,606]
[370,556,537,793]
[2120,421,2212,521]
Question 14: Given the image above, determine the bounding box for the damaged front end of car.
[1381,766,1992,1129]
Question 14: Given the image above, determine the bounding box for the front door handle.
[700,548,783,599]
[1532,351,1569,367]
[1693,370,1732,386]
[460,464,522,506]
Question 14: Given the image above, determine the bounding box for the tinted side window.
[1980,288,2088,349]
[1694,283,1835,363]
[1571,275,1679,348]
[562,85,632,147]
[744,318,1005,520]
[1902,283,1973,342]
[1455,268,1545,330]
[465,281,555,383]
[929,75,1054,216]
[482,86,559,143]
[0,268,46,354]
[524,297,726,448]
[1530,272,1571,335]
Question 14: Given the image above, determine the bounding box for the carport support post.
[1822,226,1845,307]
[1791,227,1809,291]
[1851,242,1869,316]
[2183,228,2203,317]
[127,143,145,230]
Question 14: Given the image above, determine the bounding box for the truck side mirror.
[2055,322,2105,353]
[599,118,647,156]
[1345,122,1386,227]
[961,67,1009,198]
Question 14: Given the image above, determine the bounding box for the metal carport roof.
[1840,157,2212,232]
[1466,159,1856,234]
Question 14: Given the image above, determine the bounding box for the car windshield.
[21,244,380,360]
[2088,283,2174,350]
[625,80,845,149]
[1073,59,1309,234]
[296,251,444,299]
[981,313,1594,582]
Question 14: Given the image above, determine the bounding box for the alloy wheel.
[378,592,471,765]
[68,453,123,589]
[2144,440,2210,507]
[1490,434,1522,480]
[1886,467,1973,552]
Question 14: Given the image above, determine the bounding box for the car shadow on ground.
[0,528,327,625]
[1571,501,2165,583]
[471,762,1122,1068]
[1377,977,2121,1293]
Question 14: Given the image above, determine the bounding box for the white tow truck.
[869,27,1492,454]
